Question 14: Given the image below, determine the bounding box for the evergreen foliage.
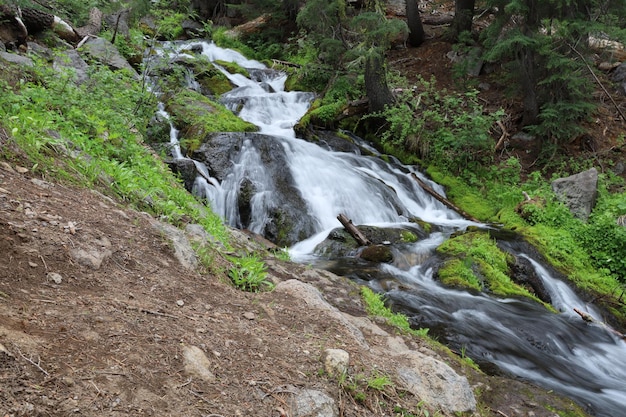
[482,0,626,144]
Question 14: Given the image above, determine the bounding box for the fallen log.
[573,308,626,341]
[410,173,480,222]
[337,213,371,246]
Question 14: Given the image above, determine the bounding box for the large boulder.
[191,133,317,246]
[78,37,138,77]
[551,168,598,222]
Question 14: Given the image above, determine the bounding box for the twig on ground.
[121,302,180,319]
[15,346,50,377]
[188,389,213,405]
[39,254,48,270]
[176,377,193,388]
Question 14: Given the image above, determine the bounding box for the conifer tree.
[482,0,626,144]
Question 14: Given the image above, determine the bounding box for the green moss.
[167,90,257,152]
[400,230,418,243]
[437,231,553,308]
[426,167,496,221]
[194,65,234,96]
[438,258,483,291]
[214,60,250,78]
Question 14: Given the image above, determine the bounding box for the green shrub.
[227,254,274,292]
[0,57,228,242]
[372,76,504,176]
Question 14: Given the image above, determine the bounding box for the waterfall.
[149,40,626,416]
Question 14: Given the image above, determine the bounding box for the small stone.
[243,312,256,320]
[47,272,63,284]
[28,261,38,268]
[322,348,349,376]
[15,166,29,174]
[0,187,9,194]
[0,162,15,173]
[176,299,185,307]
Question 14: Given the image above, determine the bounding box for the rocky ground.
[0,139,592,416]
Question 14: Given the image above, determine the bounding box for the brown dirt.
[0,148,590,416]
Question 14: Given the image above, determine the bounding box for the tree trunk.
[364,52,395,113]
[449,0,475,40]
[190,0,225,19]
[406,0,425,47]
[518,45,540,126]
[282,0,299,23]
[337,214,371,246]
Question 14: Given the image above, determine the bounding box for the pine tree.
[482,0,626,144]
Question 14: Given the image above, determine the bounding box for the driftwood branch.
[337,213,371,246]
[573,308,626,340]
[410,173,480,222]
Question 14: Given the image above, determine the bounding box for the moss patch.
[436,231,552,308]
[166,89,257,152]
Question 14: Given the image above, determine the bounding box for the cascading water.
[150,40,626,416]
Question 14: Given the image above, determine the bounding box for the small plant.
[361,287,429,337]
[227,254,274,292]
[367,374,393,391]
[273,247,291,262]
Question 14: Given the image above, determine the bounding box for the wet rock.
[192,133,316,246]
[290,389,338,417]
[359,244,393,263]
[551,168,598,221]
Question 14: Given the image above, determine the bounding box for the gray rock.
[290,389,338,417]
[47,272,63,284]
[151,220,198,270]
[551,168,598,221]
[78,37,138,77]
[321,348,349,377]
[182,345,215,382]
[397,351,477,414]
[274,280,369,349]
[70,236,112,270]
[0,51,33,67]
[53,49,89,84]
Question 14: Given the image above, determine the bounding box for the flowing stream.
[151,41,626,416]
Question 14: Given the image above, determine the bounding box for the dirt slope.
[0,139,593,417]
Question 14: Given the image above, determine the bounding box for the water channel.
[150,40,626,416]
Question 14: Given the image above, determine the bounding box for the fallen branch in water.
[337,213,371,246]
[410,173,480,222]
[573,308,626,340]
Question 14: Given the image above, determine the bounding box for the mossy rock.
[436,230,553,309]
[166,89,257,153]
[214,60,249,78]
[193,64,234,96]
